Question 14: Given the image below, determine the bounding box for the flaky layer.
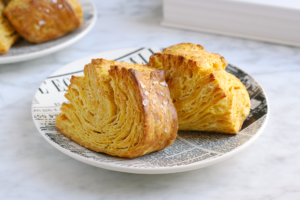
[178,71,250,133]
[148,43,250,134]
[56,59,178,158]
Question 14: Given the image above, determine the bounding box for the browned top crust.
[158,43,227,71]
[56,59,178,158]
[4,0,82,43]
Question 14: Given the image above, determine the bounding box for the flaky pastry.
[4,0,83,43]
[0,0,18,54]
[148,43,250,134]
[56,59,178,158]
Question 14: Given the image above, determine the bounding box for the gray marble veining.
[1,0,300,199]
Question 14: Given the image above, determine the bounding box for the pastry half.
[56,59,178,158]
[0,0,18,54]
[4,0,83,43]
[148,43,250,134]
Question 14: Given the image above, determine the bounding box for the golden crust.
[56,59,178,158]
[0,0,18,54]
[160,43,227,71]
[4,0,83,43]
[148,43,250,134]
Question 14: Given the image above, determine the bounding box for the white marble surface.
[1,0,300,199]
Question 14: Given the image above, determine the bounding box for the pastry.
[56,59,178,158]
[148,43,250,134]
[4,0,83,44]
[0,0,18,54]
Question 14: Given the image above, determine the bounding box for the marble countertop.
[1,0,300,199]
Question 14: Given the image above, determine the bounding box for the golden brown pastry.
[0,0,18,54]
[56,59,178,158]
[4,0,83,44]
[148,43,250,134]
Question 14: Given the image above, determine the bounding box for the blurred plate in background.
[0,0,96,64]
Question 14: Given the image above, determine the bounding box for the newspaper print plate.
[0,0,96,64]
[31,47,269,174]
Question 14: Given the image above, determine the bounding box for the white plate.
[0,0,96,64]
[31,47,269,174]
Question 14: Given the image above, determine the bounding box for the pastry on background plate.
[4,0,83,43]
[56,59,178,158]
[148,43,250,134]
[0,0,18,54]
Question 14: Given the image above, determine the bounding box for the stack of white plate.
[162,0,300,47]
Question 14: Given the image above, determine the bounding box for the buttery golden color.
[4,0,83,44]
[56,59,178,158]
[148,43,250,134]
[0,0,18,54]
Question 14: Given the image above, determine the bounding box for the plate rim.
[0,0,97,64]
[31,47,269,174]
